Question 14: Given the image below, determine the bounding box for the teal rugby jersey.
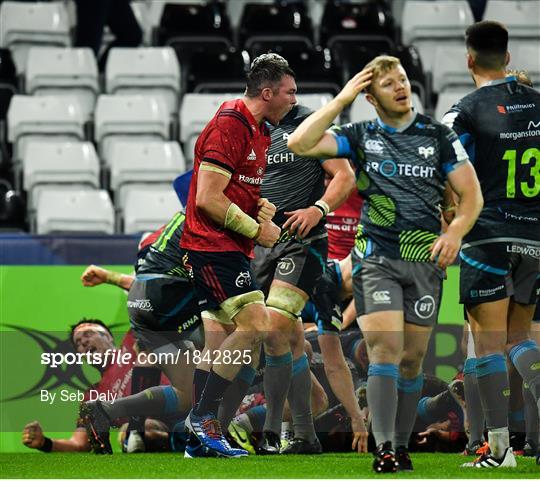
[331,113,469,261]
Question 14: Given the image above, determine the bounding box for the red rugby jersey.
[181,99,270,258]
[326,190,363,260]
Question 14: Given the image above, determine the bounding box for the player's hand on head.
[256,220,281,247]
[336,68,374,107]
[351,417,369,453]
[429,231,461,269]
[22,421,45,449]
[257,198,277,223]
[282,206,323,239]
[81,265,109,287]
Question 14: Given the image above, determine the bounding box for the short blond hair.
[363,55,402,93]
[506,69,533,87]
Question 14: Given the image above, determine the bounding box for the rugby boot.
[461,446,517,468]
[462,439,487,455]
[80,400,112,454]
[256,430,281,455]
[395,445,413,471]
[280,437,322,454]
[372,441,398,473]
[185,410,248,458]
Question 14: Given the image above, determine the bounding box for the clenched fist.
[257,198,277,223]
[22,421,45,449]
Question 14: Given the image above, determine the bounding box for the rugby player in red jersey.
[180,53,296,458]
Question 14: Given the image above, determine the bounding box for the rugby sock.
[192,368,209,405]
[476,353,509,458]
[287,354,317,442]
[128,367,161,432]
[395,374,423,448]
[522,381,539,447]
[218,365,257,430]
[263,352,293,435]
[367,363,398,446]
[194,369,232,416]
[509,409,525,434]
[247,405,267,433]
[101,385,180,420]
[509,340,540,402]
[463,358,485,444]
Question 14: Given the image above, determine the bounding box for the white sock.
[488,427,509,458]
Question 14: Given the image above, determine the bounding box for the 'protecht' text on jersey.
[443,77,540,243]
[332,113,468,261]
[181,99,271,258]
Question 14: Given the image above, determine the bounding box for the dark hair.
[70,318,112,345]
[466,21,508,70]
[245,53,296,98]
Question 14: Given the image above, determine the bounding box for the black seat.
[239,2,314,53]
[0,48,17,121]
[0,179,26,231]
[185,47,250,93]
[320,0,396,53]
[157,2,233,62]
[331,43,387,86]
[250,44,342,96]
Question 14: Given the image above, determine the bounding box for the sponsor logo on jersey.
[365,139,384,154]
[282,132,290,140]
[500,128,540,140]
[257,167,264,176]
[418,146,434,159]
[267,152,295,164]
[238,174,263,185]
[414,295,435,319]
[365,159,436,178]
[497,103,536,114]
[506,244,540,258]
[247,149,257,161]
[235,271,252,288]
[179,314,200,332]
[372,290,391,304]
[529,120,540,129]
[277,257,296,276]
[469,285,505,298]
[127,299,153,311]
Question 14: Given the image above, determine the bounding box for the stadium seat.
[484,1,540,39]
[7,95,85,164]
[109,140,186,194]
[185,47,250,93]
[0,1,71,73]
[156,2,232,62]
[22,141,100,197]
[105,47,181,117]
[432,45,472,93]
[508,43,540,86]
[25,47,99,121]
[0,178,25,231]
[120,183,180,234]
[94,95,170,163]
[350,92,424,123]
[0,48,17,121]
[320,0,396,54]
[247,46,341,96]
[401,1,474,74]
[238,2,314,54]
[435,88,474,122]
[35,188,114,234]
[179,92,242,166]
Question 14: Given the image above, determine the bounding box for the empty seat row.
[34,185,180,235]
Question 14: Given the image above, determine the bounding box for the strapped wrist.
[106,271,122,286]
[224,203,260,239]
[314,199,330,217]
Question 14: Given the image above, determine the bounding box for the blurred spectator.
[74,0,142,70]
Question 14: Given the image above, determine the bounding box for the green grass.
[1,453,538,479]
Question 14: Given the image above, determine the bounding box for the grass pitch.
[1,452,538,479]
